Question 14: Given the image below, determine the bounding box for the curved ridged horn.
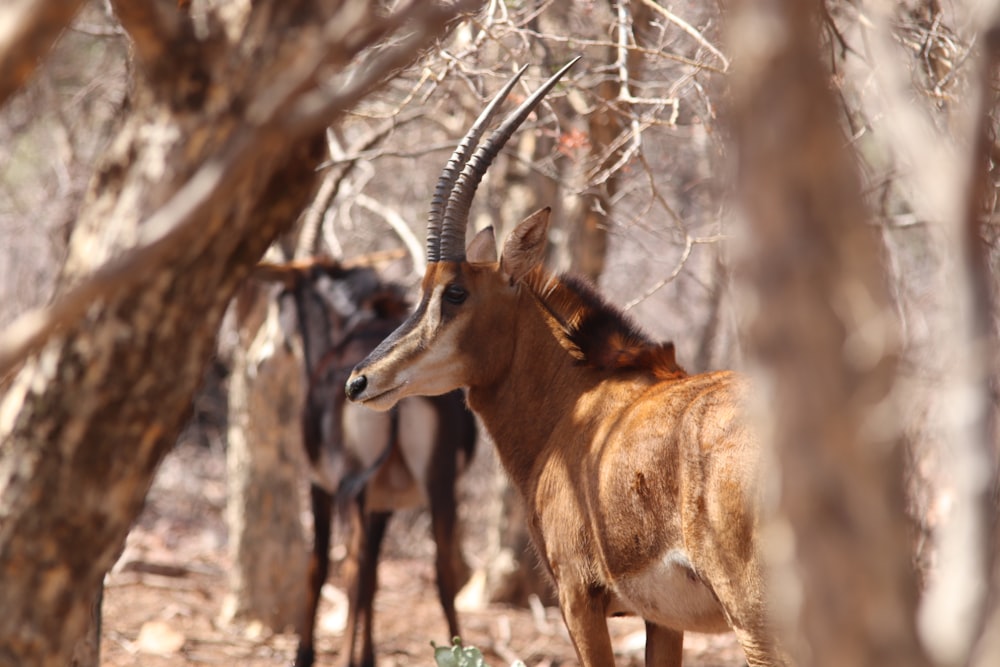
[426,65,529,263]
[439,57,580,262]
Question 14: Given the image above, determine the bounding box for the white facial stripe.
[390,290,466,394]
[424,283,444,333]
[357,278,469,408]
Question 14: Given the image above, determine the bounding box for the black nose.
[345,375,367,401]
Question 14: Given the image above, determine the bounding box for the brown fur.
[523,268,687,380]
[347,211,783,667]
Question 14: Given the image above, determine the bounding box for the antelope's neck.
[466,288,598,491]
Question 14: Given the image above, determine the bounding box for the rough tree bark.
[0,2,474,665]
[728,1,933,665]
[221,279,308,632]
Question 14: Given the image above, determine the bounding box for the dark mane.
[522,268,687,380]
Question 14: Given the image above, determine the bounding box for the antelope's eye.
[443,284,468,305]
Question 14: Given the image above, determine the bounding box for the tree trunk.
[728,1,933,665]
[0,3,470,665]
[221,282,308,632]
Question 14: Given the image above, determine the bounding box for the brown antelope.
[254,258,477,667]
[344,62,781,666]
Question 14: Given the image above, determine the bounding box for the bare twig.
[298,109,426,258]
[284,1,483,134]
[637,0,729,71]
[622,234,726,310]
[613,1,643,167]
[354,194,426,275]
[513,27,726,74]
[296,130,345,259]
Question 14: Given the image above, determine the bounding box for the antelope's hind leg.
[644,621,683,667]
[339,496,368,667]
[295,484,334,667]
[427,438,470,641]
[355,510,391,667]
[428,477,467,640]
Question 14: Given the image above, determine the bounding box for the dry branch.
[354,194,427,274]
[0,0,479,380]
[296,110,425,259]
[637,0,729,70]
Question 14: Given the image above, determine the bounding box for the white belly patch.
[308,397,440,513]
[612,549,730,633]
[309,403,392,494]
[396,397,438,488]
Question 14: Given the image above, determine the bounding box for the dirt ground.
[100,440,745,667]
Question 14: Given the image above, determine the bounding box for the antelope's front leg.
[556,583,615,667]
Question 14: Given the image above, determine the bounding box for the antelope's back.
[581,369,758,572]
[626,370,760,571]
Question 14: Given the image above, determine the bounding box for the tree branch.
[0,0,478,379]
[296,109,425,259]
[283,0,482,134]
[636,0,729,71]
[0,0,86,107]
[354,193,426,275]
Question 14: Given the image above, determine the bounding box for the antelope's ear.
[467,226,497,263]
[500,208,551,284]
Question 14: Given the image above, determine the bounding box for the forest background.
[1,1,999,666]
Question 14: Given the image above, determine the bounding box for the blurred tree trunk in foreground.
[729,0,997,665]
[0,1,471,665]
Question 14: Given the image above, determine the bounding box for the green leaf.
[431,637,488,667]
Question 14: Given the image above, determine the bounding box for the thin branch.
[354,193,426,275]
[319,140,458,164]
[298,109,426,258]
[514,26,726,75]
[636,0,729,71]
[296,130,344,260]
[0,0,87,107]
[622,234,725,311]
[283,1,482,134]
[614,0,643,168]
[622,234,693,311]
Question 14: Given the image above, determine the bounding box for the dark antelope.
[256,258,476,667]
[344,62,781,666]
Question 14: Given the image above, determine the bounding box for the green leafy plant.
[431,637,525,667]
